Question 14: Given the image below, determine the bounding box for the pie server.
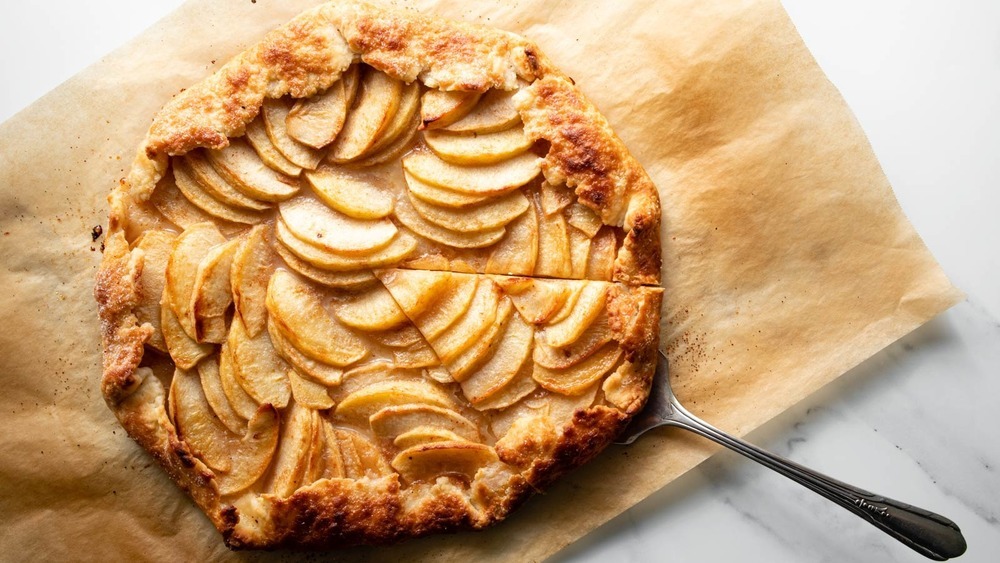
[616,351,968,560]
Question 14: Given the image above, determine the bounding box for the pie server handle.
[618,351,968,560]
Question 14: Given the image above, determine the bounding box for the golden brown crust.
[232,478,406,548]
[526,406,630,489]
[517,77,662,285]
[95,231,152,404]
[145,6,354,159]
[96,0,663,550]
[141,2,552,162]
[112,369,228,531]
[338,2,554,89]
[604,286,662,413]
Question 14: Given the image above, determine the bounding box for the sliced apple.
[181,152,271,211]
[425,363,455,382]
[272,239,379,290]
[404,171,491,209]
[540,181,573,216]
[391,441,498,482]
[533,193,572,278]
[371,324,423,348]
[444,87,521,134]
[266,403,317,498]
[161,299,213,370]
[470,349,537,411]
[424,126,532,165]
[265,270,368,367]
[496,277,570,325]
[274,237,376,290]
[357,434,393,476]
[300,418,327,488]
[544,283,608,348]
[278,197,397,255]
[487,399,540,441]
[198,355,247,435]
[304,167,394,220]
[429,278,501,363]
[191,238,239,343]
[165,223,226,340]
[567,202,603,238]
[364,80,420,156]
[287,369,335,410]
[491,275,532,294]
[170,369,280,495]
[586,227,617,281]
[332,284,407,332]
[421,89,481,130]
[245,115,303,176]
[227,317,291,408]
[262,98,323,169]
[320,419,346,479]
[351,109,421,167]
[219,340,259,421]
[230,225,273,338]
[285,65,359,149]
[376,269,453,319]
[169,368,236,472]
[547,281,586,324]
[534,384,600,428]
[412,274,478,341]
[337,364,418,397]
[533,342,622,396]
[568,226,592,279]
[151,172,237,233]
[369,404,479,442]
[408,189,529,233]
[275,219,415,272]
[328,67,403,162]
[494,386,597,441]
[402,150,540,196]
[485,198,538,276]
[393,426,469,449]
[534,312,612,370]
[172,158,264,225]
[133,230,175,352]
[392,339,439,368]
[394,193,506,249]
[338,429,391,477]
[207,138,300,201]
[218,405,280,496]
[336,428,364,479]
[424,365,454,384]
[266,319,344,387]
[334,379,455,421]
[461,313,535,406]
[447,297,513,381]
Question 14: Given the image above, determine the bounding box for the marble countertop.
[2,2,996,561]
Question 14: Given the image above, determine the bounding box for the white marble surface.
[2,1,997,562]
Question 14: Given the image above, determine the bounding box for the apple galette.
[95,1,662,549]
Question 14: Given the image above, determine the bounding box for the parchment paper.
[0,0,962,561]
